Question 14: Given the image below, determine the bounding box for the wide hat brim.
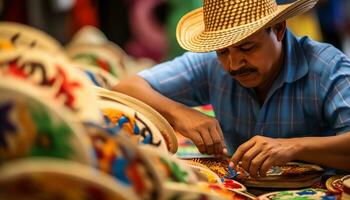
[176,0,318,52]
[94,86,178,154]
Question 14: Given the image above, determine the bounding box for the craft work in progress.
[235,162,324,188]
[326,175,350,194]
[187,158,234,178]
[257,188,332,200]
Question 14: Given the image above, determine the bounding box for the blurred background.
[1,0,349,63]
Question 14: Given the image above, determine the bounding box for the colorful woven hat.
[163,182,239,200]
[0,22,63,53]
[67,26,126,63]
[68,26,108,46]
[66,26,127,75]
[94,87,178,153]
[83,128,163,200]
[74,63,119,90]
[139,145,198,184]
[66,44,126,78]
[0,77,94,165]
[97,98,170,152]
[0,48,103,124]
[0,158,139,200]
[184,161,222,184]
[176,0,318,52]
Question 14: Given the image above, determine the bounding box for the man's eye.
[217,49,228,55]
[240,45,254,52]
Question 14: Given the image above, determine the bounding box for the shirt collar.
[281,29,309,83]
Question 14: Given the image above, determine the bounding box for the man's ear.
[272,21,286,41]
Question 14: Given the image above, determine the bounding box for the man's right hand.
[170,105,227,156]
[113,75,227,156]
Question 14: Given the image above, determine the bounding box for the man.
[114,0,350,176]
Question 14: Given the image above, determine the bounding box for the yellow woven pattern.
[191,158,230,178]
[204,0,277,31]
[176,0,318,52]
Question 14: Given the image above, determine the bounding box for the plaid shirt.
[139,30,350,154]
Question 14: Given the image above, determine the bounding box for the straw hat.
[176,0,318,52]
[0,159,139,200]
[0,77,94,165]
[94,87,178,153]
[0,22,63,53]
[0,48,103,124]
[96,97,171,153]
[139,145,198,184]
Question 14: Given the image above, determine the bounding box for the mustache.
[229,67,257,76]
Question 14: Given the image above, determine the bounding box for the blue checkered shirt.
[139,30,350,154]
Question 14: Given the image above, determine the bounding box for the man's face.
[216,27,283,88]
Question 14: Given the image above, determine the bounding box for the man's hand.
[171,106,227,156]
[230,135,300,177]
[113,76,227,156]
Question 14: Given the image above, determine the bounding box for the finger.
[189,131,207,154]
[209,125,223,155]
[199,129,214,155]
[215,123,226,148]
[240,144,261,173]
[259,156,275,176]
[223,148,228,156]
[248,151,269,178]
[230,138,256,167]
[216,124,229,155]
[259,154,288,177]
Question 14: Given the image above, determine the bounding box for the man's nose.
[227,52,245,71]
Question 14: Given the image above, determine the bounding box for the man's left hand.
[230,135,300,177]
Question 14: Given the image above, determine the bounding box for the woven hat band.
[203,0,278,32]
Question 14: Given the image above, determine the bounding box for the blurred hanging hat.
[0,159,139,200]
[139,145,197,184]
[67,26,126,64]
[176,0,318,52]
[0,22,63,53]
[67,26,108,46]
[0,77,94,165]
[0,48,103,124]
[66,26,127,78]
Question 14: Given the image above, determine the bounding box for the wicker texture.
[204,0,277,31]
[176,0,318,52]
